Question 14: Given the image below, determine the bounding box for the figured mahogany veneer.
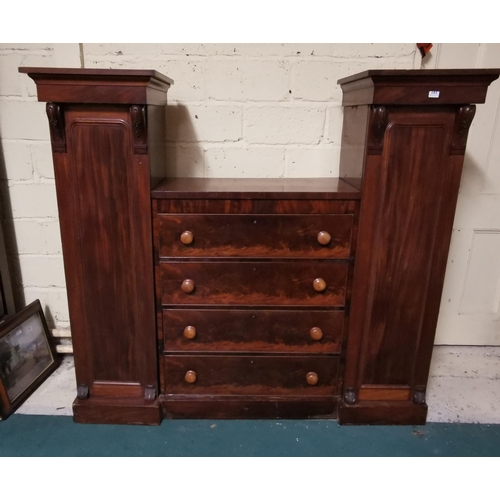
[158,214,353,259]
[338,68,500,425]
[161,261,348,307]
[163,355,338,396]
[162,309,344,353]
[21,67,500,425]
[153,178,359,418]
[20,67,173,425]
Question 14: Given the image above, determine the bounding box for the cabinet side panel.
[66,110,140,383]
[147,105,167,188]
[339,105,369,190]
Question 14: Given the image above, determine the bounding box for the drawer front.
[163,355,338,396]
[160,261,348,306]
[163,309,344,353]
[158,214,353,259]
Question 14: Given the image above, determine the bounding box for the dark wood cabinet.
[19,67,499,425]
[152,178,359,419]
[19,68,173,424]
[338,69,500,424]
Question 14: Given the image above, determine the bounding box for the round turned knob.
[306,372,319,386]
[310,327,323,341]
[317,231,331,246]
[180,231,194,245]
[183,326,197,339]
[185,370,197,384]
[181,279,195,294]
[313,278,327,292]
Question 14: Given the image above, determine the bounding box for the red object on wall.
[417,43,433,57]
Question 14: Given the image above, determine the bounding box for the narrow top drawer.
[157,214,353,259]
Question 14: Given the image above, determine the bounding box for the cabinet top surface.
[151,178,361,200]
[338,68,500,85]
[18,67,174,85]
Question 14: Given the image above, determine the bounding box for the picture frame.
[0,300,61,420]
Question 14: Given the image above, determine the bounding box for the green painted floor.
[1,414,499,456]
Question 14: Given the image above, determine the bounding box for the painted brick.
[0,44,57,97]
[83,43,418,60]
[30,141,54,178]
[5,218,61,256]
[326,106,345,145]
[206,59,289,101]
[42,220,62,254]
[0,53,25,97]
[83,43,164,57]
[10,220,43,254]
[245,106,325,145]
[19,255,66,287]
[166,104,242,142]
[156,59,205,101]
[285,147,341,177]
[0,141,33,180]
[328,43,417,58]
[205,147,285,178]
[9,183,58,218]
[166,146,205,177]
[291,61,346,101]
[0,101,49,140]
[23,287,69,325]
[227,44,334,57]
[84,55,204,102]
[292,58,416,102]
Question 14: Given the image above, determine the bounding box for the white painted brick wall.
[0,44,80,328]
[0,43,420,328]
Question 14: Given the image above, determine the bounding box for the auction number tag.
[428,90,440,98]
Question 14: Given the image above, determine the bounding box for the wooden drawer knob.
[306,372,318,386]
[317,231,331,245]
[180,231,194,245]
[185,370,197,384]
[313,278,327,292]
[181,279,195,293]
[310,327,323,341]
[183,326,197,339]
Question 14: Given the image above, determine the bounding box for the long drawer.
[157,214,353,259]
[160,261,348,307]
[163,355,338,396]
[163,309,344,353]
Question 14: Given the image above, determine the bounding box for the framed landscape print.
[0,300,60,420]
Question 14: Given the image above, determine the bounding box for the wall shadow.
[0,135,24,316]
[163,103,205,177]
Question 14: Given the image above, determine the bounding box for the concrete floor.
[15,346,500,423]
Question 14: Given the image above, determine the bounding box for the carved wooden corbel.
[367,106,388,155]
[451,105,476,155]
[130,105,148,154]
[46,103,66,153]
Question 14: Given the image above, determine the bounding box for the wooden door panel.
[358,110,455,386]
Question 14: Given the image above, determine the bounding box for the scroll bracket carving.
[451,105,476,155]
[130,105,148,154]
[46,103,66,153]
[367,105,388,155]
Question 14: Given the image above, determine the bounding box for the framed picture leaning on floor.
[0,300,60,420]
